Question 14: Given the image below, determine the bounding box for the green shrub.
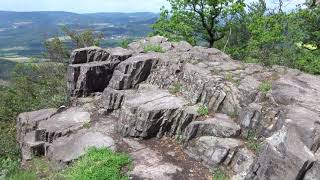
[143,44,164,53]
[169,83,181,94]
[258,82,272,93]
[225,73,233,81]
[63,148,131,180]
[212,168,229,180]
[120,39,130,48]
[197,105,209,116]
[0,61,68,178]
[245,130,261,153]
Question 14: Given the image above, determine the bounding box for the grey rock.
[230,148,255,180]
[68,61,116,97]
[47,131,115,163]
[69,46,102,64]
[16,108,57,147]
[130,147,182,180]
[183,113,241,142]
[247,124,316,180]
[172,41,192,52]
[21,131,46,161]
[185,136,243,167]
[38,107,91,143]
[68,47,133,97]
[108,53,160,90]
[304,161,320,180]
[116,87,190,138]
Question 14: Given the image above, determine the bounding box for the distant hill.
[0,11,159,57]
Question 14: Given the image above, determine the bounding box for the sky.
[0,0,305,13]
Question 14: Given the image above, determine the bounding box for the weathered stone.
[304,161,320,180]
[129,147,182,180]
[47,131,115,163]
[230,148,255,180]
[21,131,46,161]
[68,61,116,96]
[247,124,316,180]
[108,53,160,90]
[183,113,241,142]
[69,46,102,64]
[16,108,57,147]
[37,107,91,143]
[185,136,243,167]
[116,87,189,138]
[68,47,133,97]
[172,41,192,52]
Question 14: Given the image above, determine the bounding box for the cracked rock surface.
[17,36,320,180]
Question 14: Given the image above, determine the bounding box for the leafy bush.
[143,44,164,53]
[197,105,209,116]
[169,83,182,95]
[245,130,261,153]
[120,39,130,48]
[258,82,272,93]
[63,148,131,180]
[0,61,68,178]
[212,168,229,180]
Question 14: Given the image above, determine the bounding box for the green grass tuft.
[169,83,182,95]
[258,82,272,93]
[63,148,132,180]
[245,130,261,153]
[197,105,209,116]
[212,168,229,180]
[143,44,164,53]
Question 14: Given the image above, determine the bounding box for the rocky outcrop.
[17,36,320,180]
[68,47,133,96]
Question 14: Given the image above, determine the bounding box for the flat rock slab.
[183,113,241,142]
[122,137,212,180]
[47,131,115,163]
[38,107,91,143]
[116,87,189,138]
[130,148,183,180]
[16,108,57,146]
[186,136,244,167]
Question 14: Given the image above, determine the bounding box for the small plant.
[175,134,183,144]
[197,105,209,116]
[225,73,233,81]
[245,130,261,153]
[169,83,181,95]
[227,111,238,119]
[212,168,229,180]
[120,39,130,48]
[258,82,272,93]
[63,148,132,180]
[143,44,164,53]
[210,68,220,75]
[83,122,91,129]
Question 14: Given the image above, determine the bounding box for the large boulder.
[183,113,241,142]
[47,130,115,163]
[68,47,133,97]
[247,124,317,180]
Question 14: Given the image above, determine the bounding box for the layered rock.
[17,36,320,180]
[68,47,133,96]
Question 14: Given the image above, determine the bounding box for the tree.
[152,0,245,47]
[61,26,104,48]
[43,37,70,63]
[43,26,105,63]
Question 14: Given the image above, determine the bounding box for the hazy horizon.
[0,0,305,13]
